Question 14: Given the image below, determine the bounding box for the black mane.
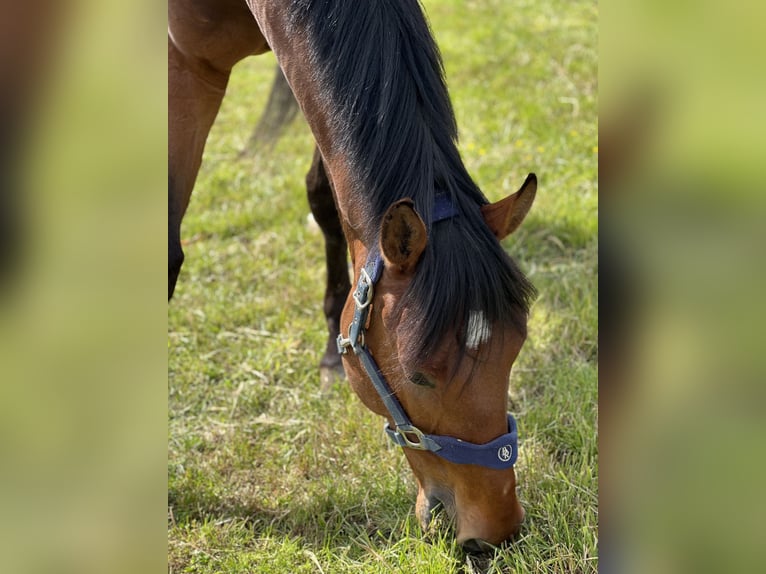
[288,0,536,365]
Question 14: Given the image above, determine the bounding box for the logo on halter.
[497,445,513,462]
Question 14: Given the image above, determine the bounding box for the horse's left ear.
[380,199,427,275]
[481,173,537,240]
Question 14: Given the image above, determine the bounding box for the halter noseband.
[336,196,519,470]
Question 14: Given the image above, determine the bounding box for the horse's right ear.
[380,199,428,275]
[481,173,537,240]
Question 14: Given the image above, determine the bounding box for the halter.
[336,196,519,470]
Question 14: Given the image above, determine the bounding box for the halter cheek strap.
[336,195,519,470]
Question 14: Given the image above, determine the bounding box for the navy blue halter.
[336,195,519,470]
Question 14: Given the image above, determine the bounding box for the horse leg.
[169,171,185,299]
[306,146,350,389]
[167,36,232,298]
[167,0,268,298]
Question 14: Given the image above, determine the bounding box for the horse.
[169,0,538,550]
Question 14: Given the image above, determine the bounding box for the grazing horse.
[169,0,537,549]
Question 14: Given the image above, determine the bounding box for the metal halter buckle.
[394,424,431,450]
[352,268,374,309]
[337,267,374,355]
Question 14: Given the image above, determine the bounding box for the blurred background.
[0,0,764,572]
[0,1,166,573]
[600,0,766,572]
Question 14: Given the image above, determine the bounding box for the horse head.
[339,174,537,549]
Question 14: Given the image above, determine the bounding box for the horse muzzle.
[416,480,524,552]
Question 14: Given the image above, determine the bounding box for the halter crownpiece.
[336,195,519,470]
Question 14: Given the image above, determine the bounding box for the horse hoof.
[319,363,346,393]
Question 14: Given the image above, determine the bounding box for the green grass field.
[168,0,597,572]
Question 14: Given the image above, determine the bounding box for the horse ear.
[481,173,537,240]
[380,199,428,274]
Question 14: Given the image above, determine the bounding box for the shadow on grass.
[168,470,418,560]
[169,473,551,574]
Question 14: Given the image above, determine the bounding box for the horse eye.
[409,372,435,388]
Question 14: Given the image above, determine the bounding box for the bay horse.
[169,0,537,550]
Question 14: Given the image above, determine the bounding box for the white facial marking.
[466,311,491,350]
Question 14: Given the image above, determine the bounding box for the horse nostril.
[460,538,497,554]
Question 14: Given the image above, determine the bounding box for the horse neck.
[248,1,461,248]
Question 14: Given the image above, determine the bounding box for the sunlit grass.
[169,1,597,572]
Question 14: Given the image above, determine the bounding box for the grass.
[168,0,597,572]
